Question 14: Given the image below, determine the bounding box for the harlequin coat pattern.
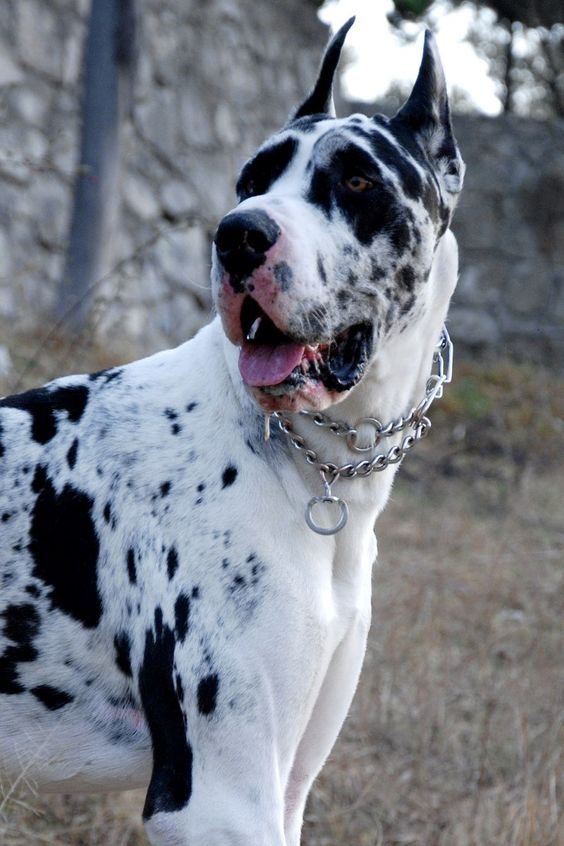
[0,19,463,846]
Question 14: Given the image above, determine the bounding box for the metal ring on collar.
[305,495,349,535]
[345,417,383,451]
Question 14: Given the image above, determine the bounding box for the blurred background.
[0,0,562,844]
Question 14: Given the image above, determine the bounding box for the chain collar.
[267,327,453,535]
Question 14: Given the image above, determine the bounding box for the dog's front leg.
[139,631,287,846]
[142,705,288,846]
[283,608,371,846]
[141,695,288,846]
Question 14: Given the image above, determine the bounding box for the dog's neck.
[270,318,442,516]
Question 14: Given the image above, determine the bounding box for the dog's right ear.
[390,31,464,197]
[293,17,355,120]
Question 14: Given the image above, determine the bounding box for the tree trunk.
[502,20,514,114]
[56,0,137,333]
[541,31,564,119]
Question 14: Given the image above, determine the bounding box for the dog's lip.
[238,296,373,393]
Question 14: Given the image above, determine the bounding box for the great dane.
[0,19,464,845]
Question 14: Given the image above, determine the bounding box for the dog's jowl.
[0,19,464,846]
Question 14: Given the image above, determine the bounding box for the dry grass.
[0,790,146,845]
[304,466,563,846]
[1,334,562,845]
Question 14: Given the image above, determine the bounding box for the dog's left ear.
[293,17,355,120]
[391,31,464,197]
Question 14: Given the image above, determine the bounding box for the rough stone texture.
[0,0,324,359]
[451,115,564,365]
[0,1,562,370]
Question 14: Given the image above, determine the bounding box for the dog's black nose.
[215,210,281,281]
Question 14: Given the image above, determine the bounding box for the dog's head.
[211,18,464,413]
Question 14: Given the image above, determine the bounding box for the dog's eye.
[344,175,374,193]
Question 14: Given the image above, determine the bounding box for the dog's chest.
[0,323,373,791]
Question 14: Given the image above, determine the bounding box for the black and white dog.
[0,19,463,846]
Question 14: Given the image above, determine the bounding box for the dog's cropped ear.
[391,31,464,197]
[293,17,355,120]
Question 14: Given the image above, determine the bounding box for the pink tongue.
[239,341,305,387]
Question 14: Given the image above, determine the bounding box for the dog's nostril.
[245,229,272,254]
[215,227,238,255]
[215,214,238,254]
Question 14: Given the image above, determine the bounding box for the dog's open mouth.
[238,297,373,395]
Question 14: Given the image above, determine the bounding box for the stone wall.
[451,114,564,364]
[0,0,324,360]
[0,2,562,372]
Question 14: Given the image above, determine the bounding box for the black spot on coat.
[29,466,102,628]
[139,623,193,819]
[127,548,137,585]
[31,684,74,711]
[66,438,79,469]
[0,646,25,695]
[0,603,40,694]
[103,501,113,525]
[236,136,298,200]
[167,547,179,581]
[197,674,219,716]
[174,594,190,642]
[273,261,293,291]
[221,465,238,488]
[398,264,416,292]
[317,254,328,284]
[89,368,123,384]
[114,632,133,677]
[2,603,40,651]
[0,384,89,445]
[362,126,424,199]
[230,574,246,592]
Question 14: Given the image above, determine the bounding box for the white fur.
[0,88,461,846]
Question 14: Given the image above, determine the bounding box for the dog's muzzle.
[214,210,281,287]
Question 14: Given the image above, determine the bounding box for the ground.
[0,336,562,846]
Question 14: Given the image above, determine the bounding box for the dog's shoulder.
[0,322,222,464]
